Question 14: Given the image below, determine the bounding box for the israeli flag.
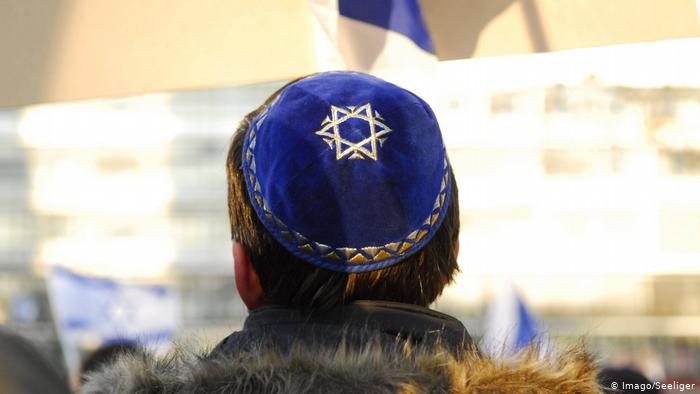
[309,0,437,95]
[47,266,179,376]
[482,283,546,357]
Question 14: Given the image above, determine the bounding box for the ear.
[454,239,460,257]
[232,242,266,311]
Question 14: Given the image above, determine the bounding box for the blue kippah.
[242,71,451,273]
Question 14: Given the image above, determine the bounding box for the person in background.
[0,327,71,394]
[598,367,660,394]
[79,342,140,386]
[81,71,603,393]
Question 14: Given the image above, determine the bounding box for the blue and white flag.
[482,283,547,358]
[47,266,179,376]
[309,0,437,96]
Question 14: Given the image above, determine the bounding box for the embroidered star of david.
[314,103,392,160]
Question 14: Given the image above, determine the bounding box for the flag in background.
[482,282,547,357]
[337,0,434,54]
[47,266,179,377]
[309,0,437,97]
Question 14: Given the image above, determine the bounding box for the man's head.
[226,72,460,313]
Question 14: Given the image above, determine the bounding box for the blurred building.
[0,82,284,369]
[1,68,700,382]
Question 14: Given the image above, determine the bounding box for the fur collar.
[80,340,603,393]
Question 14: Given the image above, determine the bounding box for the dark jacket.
[211,300,473,359]
[80,301,603,393]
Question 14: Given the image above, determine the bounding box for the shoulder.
[80,339,603,393]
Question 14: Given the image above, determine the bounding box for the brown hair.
[226,76,460,313]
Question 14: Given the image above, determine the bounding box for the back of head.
[598,367,659,394]
[0,328,70,394]
[227,71,460,313]
[80,342,140,385]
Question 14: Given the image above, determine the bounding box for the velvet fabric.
[242,71,450,272]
